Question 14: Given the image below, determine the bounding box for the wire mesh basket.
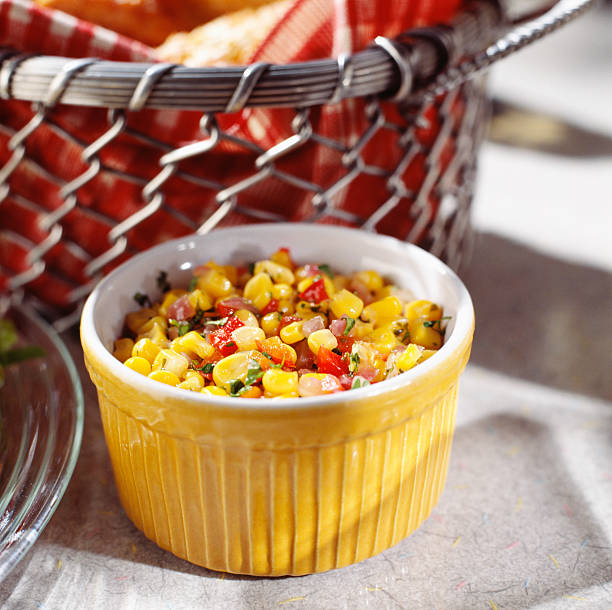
[0,0,594,327]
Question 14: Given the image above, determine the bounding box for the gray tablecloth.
[1,4,611,609]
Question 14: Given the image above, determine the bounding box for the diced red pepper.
[260,298,279,315]
[255,336,297,368]
[299,278,328,303]
[336,336,355,354]
[316,346,349,377]
[208,316,244,356]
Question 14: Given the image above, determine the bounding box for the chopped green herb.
[423,316,451,329]
[156,270,171,293]
[349,350,361,373]
[0,322,46,389]
[228,379,245,396]
[0,345,46,366]
[205,317,229,327]
[188,277,198,292]
[0,319,17,353]
[351,377,370,390]
[191,361,215,374]
[225,341,236,349]
[248,262,255,275]
[262,352,273,361]
[318,264,334,278]
[169,319,190,336]
[244,360,264,387]
[343,317,355,336]
[271,357,286,369]
[133,292,151,307]
[190,309,204,327]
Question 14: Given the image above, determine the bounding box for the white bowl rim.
[81,223,474,412]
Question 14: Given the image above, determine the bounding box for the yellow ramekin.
[80,224,474,576]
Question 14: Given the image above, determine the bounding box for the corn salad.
[113,248,449,399]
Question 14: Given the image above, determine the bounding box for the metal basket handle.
[0,0,596,113]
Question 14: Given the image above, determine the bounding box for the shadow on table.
[2,408,610,609]
[463,231,612,402]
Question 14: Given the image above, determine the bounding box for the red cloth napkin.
[0,0,461,309]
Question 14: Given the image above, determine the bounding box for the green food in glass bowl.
[0,306,83,581]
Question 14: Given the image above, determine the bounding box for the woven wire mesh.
[0,0,594,327]
[0,77,487,325]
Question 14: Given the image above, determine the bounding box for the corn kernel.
[262,369,298,396]
[279,321,305,344]
[397,344,423,372]
[125,307,156,334]
[234,309,259,327]
[243,273,273,311]
[137,315,167,333]
[361,296,402,327]
[152,349,190,378]
[410,318,443,349]
[277,299,296,315]
[177,372,204,391]
[132,338,161,363]
[404,299,443,323]
[175,331,215,360]
[307,328,338,355]
[254,260,295,285]
[368,327,399,355]
[239,385,263,398]
[222,265,238,285]
[113,338,134,362]
[295,301,321,320]
[332,274,349,292]
[187,288,213,312]
[269,248,293,270]
[271,283,293,300]
[136,323,168,347]
[352,319,374,339]
[197,268,233,298]
[261,312,281,336]
[201,385,228,397]
[353,270,383,293]
[158,290,187,316]
[231,326,266,351]
[388,318,411,343]
[212,350,259,391]
[124,356,151,375]
[418,349,437,363]
[148,370,180,386]
[375,285,394,299]
[329,289,364,319]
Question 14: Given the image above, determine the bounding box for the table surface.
[1,5,611,609]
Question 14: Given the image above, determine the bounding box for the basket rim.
[0,0,596,112]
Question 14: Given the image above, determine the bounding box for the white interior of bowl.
[81,224,474,409]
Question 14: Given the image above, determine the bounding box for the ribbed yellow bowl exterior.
[83,328,472,576]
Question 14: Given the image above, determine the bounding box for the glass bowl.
[0,305,84,581]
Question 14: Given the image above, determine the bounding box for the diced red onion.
[339,374,353,390]
[329,317,347,337]
[302,315,325,337]
[218,297,258,315]
[358,365,378,382]
[167,295,195,321]
[349,278,374,305]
